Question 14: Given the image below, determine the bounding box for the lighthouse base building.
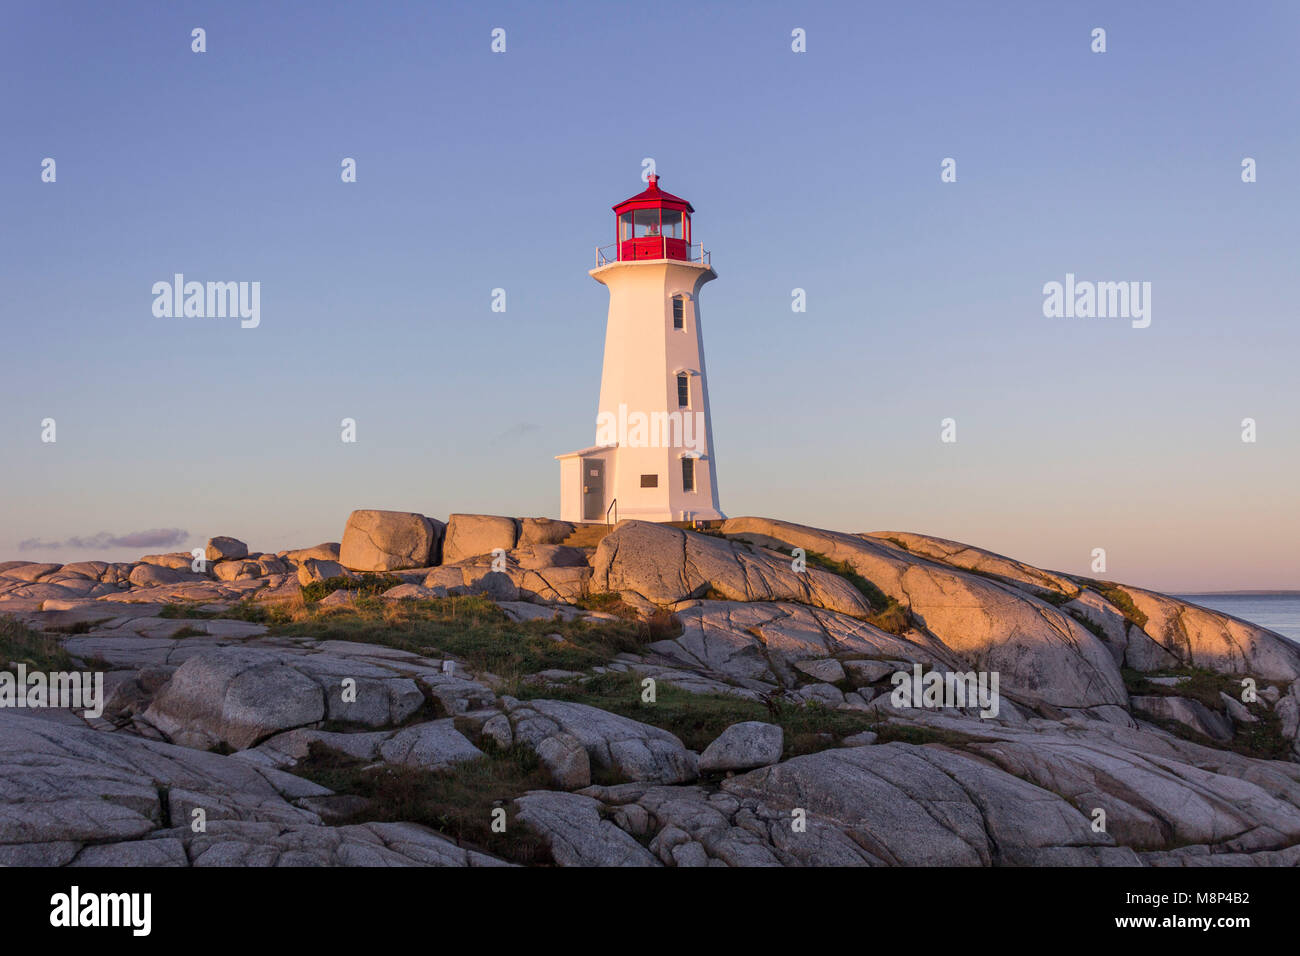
[556,175,724,524]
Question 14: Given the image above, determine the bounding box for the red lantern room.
[611,173,695,263]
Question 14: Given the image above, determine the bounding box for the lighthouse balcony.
[597,240,710,268]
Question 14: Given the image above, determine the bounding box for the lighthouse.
[556,175,724,524]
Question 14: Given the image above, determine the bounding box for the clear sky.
[2,1,1296,592]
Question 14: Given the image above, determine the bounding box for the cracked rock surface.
[3,514,1300,866]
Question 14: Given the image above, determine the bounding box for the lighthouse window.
[619,212,634,242]
[634,209,661,237]
[681,457,696,493]
[672,296,685,329]
[661,209,683,239]
[676,373,690,408]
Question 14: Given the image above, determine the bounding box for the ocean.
[1174,593,1300,644]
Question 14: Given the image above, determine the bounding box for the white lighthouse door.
[582,459,605,521]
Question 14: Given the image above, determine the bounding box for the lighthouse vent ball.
[339,510,444,572]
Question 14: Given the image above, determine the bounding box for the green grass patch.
[573,592,634,617]
[1098,585,1148,628]
[804,551,911,635]
[160,600,289,625]
[0,615,80,673]
[803,551,889,607]
[1078,579,1149,629]
[263,595,677,685]
[301,573,404,604]
[1067,609,1109,642]
[517,670,886,759]
[1124,666,1291,760]
[1034,589,1072,607]
[159,603,214,619]
[1125,666,1244,711]
[864,603,909,636]
[289,741,553,864]
[759,546,911,635]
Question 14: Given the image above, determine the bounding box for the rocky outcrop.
[505,698,696,785]
[297,558,348,585]
[4,509,1300,869]
[1063,589,1180,671]
[0,711,324,858]
[593,520,872,618]
[425,552,591,605]
[863,529,1300,686]
[213,560,260,582]
[719,742,1137,866]
[4,563,62,582]
[514,791,658,866]
[128,564,204,588]
[0,711,503,867]
[442,514,521,564]
[375,720,484,771]
[870,531,1079,597]
[205,536,249,562]
[141,646,429,750]
[699,721,783,773]
[339,510,444,572]
[1131,695,1234,742]
[721,517,1128,710]
[1126,586,1300,681]
[519,518,576,547]
[534,732,591,790]
[143,650,328,750]
[283,543,341,563]
[960,716,1300,850]
[649,600,938,694]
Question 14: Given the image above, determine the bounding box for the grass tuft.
[0,615,80,672]
[289,741,553,864]
[518,670,893,759]
[260,595,677,687]
[1079,579,1149,628]
[1123,666,1291,759]
[301,573,403,604]
[796,550,912,635]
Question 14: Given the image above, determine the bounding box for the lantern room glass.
[614,202,692,262]
[634,209,661,237]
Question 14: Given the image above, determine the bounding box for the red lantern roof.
[612,173,694,214]
[599,173,708,267]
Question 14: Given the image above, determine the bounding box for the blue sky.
[2,0,1297,591]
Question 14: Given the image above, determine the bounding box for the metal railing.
[596,241,710,267]
[606,498,618,525]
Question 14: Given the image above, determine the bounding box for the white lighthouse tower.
[556,174,724,524]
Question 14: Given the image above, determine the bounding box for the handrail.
[596,241,710,267]
[606,498,617,525]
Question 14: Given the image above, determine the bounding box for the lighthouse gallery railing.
[596,241,710,268]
